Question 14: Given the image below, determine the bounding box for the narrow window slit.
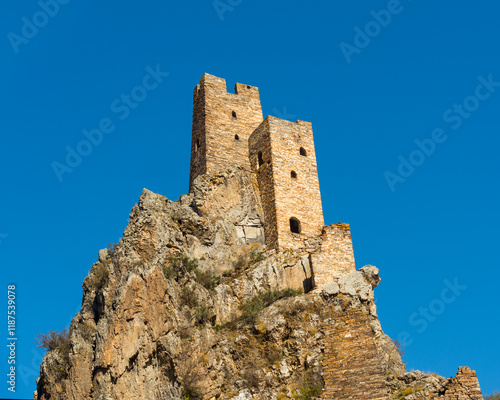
[258,151,264,167]
[290,218,301,234]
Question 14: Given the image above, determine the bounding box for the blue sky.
[1,0,499,398]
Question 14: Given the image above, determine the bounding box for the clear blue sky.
[1,1,499,398]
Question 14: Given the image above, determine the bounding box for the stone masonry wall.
[189,79,207,189]
[439,367,483,400]
[249,115,324,249]
[248,118,279,248]
[321,306,390,400]
[311,223,356,290]
[189,73,263,190]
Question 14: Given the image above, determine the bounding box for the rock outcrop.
[34,170,483,400]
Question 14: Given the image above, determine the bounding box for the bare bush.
[37,328,70,354]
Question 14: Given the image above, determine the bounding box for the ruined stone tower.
[189,73,263,190]
[189,73,356,287]
[248,116,324,249]
[190,74,326,245]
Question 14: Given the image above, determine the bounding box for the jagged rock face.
[34,170,323,400]
[386,367,484,400]
[33,170,481,400]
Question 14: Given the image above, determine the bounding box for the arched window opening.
[291,171,297,179]
[232,111,237,118]
[235,134,239,140]
[300,147,307,156]
[258,151,264,167]
[290,218,301,234]
[195,139,199,152]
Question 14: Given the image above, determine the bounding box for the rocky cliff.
[34,169,483,400]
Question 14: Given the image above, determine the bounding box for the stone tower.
[189,74,348,276]
[248,116,325,249]
[189,73,263,190]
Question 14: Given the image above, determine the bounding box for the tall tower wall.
[189,73,263,190]
[249,116,325,249]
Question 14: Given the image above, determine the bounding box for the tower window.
[195,139,199,152]
[290,218,301,234]
[232,111,237,118]
[258,151,264,167]
[235,134,239,140]
[300,147,307,156]
[291,171,297,179]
